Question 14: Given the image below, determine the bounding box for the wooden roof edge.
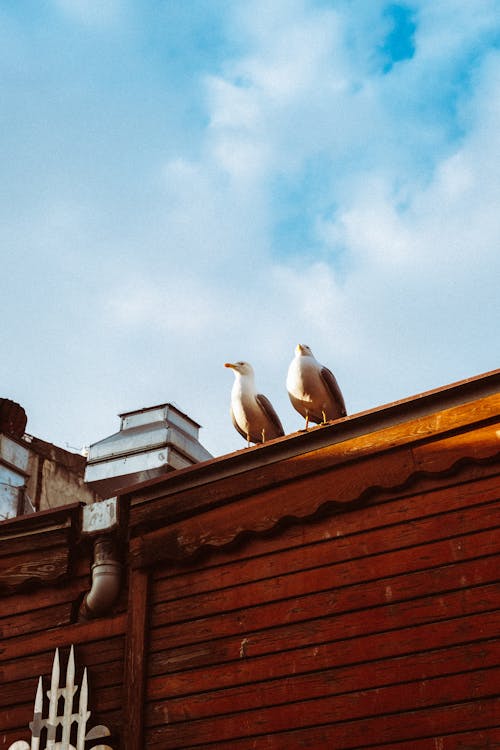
[0,502,84,594]
[125,367,500,506]
[129,451,500,569]
[0,501,83,540]
[0,368,498,566]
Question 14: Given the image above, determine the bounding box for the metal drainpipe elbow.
[79,536,121,621]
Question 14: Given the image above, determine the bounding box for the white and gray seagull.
[286,344,347,429]
[225,361,284,445]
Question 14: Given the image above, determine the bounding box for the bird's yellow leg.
[246,434,250,447]
[322,410,327,424]
[261,428,266,443]
[305,414,310,431]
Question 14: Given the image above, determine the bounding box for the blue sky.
[2,0,499,458]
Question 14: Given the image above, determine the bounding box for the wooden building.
[1,369,500,749]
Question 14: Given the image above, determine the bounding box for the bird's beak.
[296,344,304,354]
[224,362,236,369]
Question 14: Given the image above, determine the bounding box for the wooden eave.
[0,503,82,592]
[126,368,500,568]
[0,370,499,585]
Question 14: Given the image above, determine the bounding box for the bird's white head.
[224,361,255,378]
[295,344,313,357]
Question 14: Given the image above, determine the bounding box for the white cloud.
[106,275,220,336]
[51,0,122,27]
[145,0,500,450]
[3,1,500,458]
[207,77,262,130]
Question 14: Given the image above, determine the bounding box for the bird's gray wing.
[320,367,347,417]
[256,394,285,436]
[230,407,249,441]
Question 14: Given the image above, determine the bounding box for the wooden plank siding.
[142,461,500,748]
[0,372,499,748]
[0,605,126,747]
[0,505,126,748]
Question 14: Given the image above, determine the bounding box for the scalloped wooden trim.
[129,421,500,568]
[128,394,500,536]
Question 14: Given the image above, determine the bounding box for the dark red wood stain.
[0,375,499,748]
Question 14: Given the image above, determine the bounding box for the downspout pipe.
[79,497,121,621]
[79,536,121,620]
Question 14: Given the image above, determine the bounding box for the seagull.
[286,344,347,429]
[225,361,284,445]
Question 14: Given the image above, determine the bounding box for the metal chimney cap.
[118,403,202,437]
[84,401,212,496]
[118,402,201,427]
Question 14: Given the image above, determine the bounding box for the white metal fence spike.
[67,646,75,683]
[76,668,89,750]
[34,675,43,713]
[62,646,76,746]
[31,676,43,750]
[46,649,60,750]
[8,647,113,750]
